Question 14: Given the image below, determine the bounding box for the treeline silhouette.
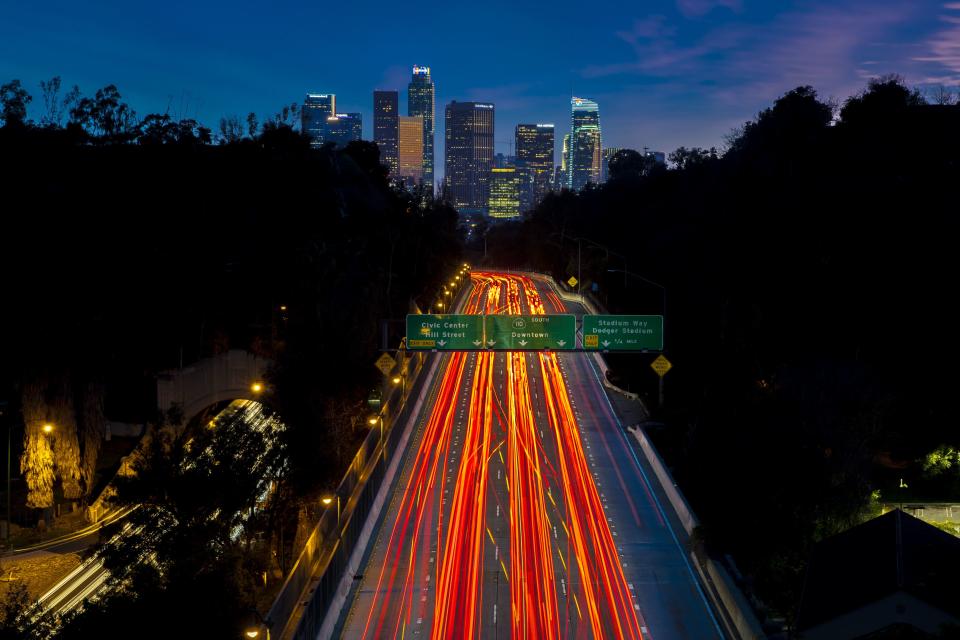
[487,77,960,622]
[0,79,460,637]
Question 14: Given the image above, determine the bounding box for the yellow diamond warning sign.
[650,354,672,377]
[567,276,578,288]
[375,352,397,376]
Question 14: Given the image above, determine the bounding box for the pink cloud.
[582,2,912,104]
[911,4,960,85]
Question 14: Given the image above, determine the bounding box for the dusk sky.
[3,0,958,171]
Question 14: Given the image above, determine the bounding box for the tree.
[0,581,32,638]
[19,383,54,510]
[668,146,718,170]
[50,379,82,500]
[37,76,75,128]
[69,85,137,141]
[0,80,31,127]
[839,74,925,126]
[79,383,104,498]
[218,115,245,143]
[245,112,258,138]
[606,148,647,181]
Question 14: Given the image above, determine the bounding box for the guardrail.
[266,347,430,640]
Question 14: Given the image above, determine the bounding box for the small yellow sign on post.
[650,354,672,377]
[567,276,578,288]
[375,352,397,376]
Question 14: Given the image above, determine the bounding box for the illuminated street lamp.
[242,609,271,640]
[250,382,265,394]
[368,414,385,449]
[42,423,54,434]
[322,493,342,531]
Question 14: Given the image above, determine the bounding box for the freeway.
[335,272,721,639]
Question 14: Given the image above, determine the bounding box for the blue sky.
[3,0,958,173]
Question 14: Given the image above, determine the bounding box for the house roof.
[797,509,960,631]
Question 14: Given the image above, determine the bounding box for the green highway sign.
[484,314,576,350]
[582,315,664,351]
[406,314,485,350]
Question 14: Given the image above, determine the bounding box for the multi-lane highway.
[336,272,721,639]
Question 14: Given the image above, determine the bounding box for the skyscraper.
[398,115,424,186]
[515,123,555,212]
[555,133,571,190]
[302,93,335,147]
[488,168,520,219]
[324,112,362,146]
[374,90,399,176]
[568,97,602,191]
[444,101,495,213]
[408,66,435,193]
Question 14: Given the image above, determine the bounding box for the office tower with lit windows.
[374,90,399,176]
[324,112,362,146]
[302,93,335,147]
[494,153,516,169]
[554,133,571,189]
[515,123,555,211]
[444,101,495,213]
[568,97,602,190]
[398,115,424,186]
[488,167,520,218]
[408,66,435,192]
[601,147,623,182]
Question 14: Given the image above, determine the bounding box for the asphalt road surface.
[336,272,721,640]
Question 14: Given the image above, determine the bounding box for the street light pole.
[577,239,581,298]
[6,421,11,546]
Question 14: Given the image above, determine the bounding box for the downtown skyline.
[4,0,958,179]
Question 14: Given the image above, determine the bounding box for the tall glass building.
[373,90,399,176]
[302,93,335,148]
[398,115,424,186]
[488,167,520,219]
[515,123,555,212]
[554,133,571,189]
[444,101,495,213]
[324,113,362,146]
[568,97,602,191]
[408,66,435,193]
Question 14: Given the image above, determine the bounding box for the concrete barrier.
[628,425,766,640]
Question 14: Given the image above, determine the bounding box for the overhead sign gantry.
[405,314,663,352]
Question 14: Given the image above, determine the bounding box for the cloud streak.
[912,4,960,85]
[582,1,912,104]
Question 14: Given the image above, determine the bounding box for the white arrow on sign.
[602,340,611,347]
[438,340,447,347]
[557,340,566,347]
[487,339,497,347]
[518,339,528,346]
[473,340,482,347]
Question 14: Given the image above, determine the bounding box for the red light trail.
[354,271,642,640]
